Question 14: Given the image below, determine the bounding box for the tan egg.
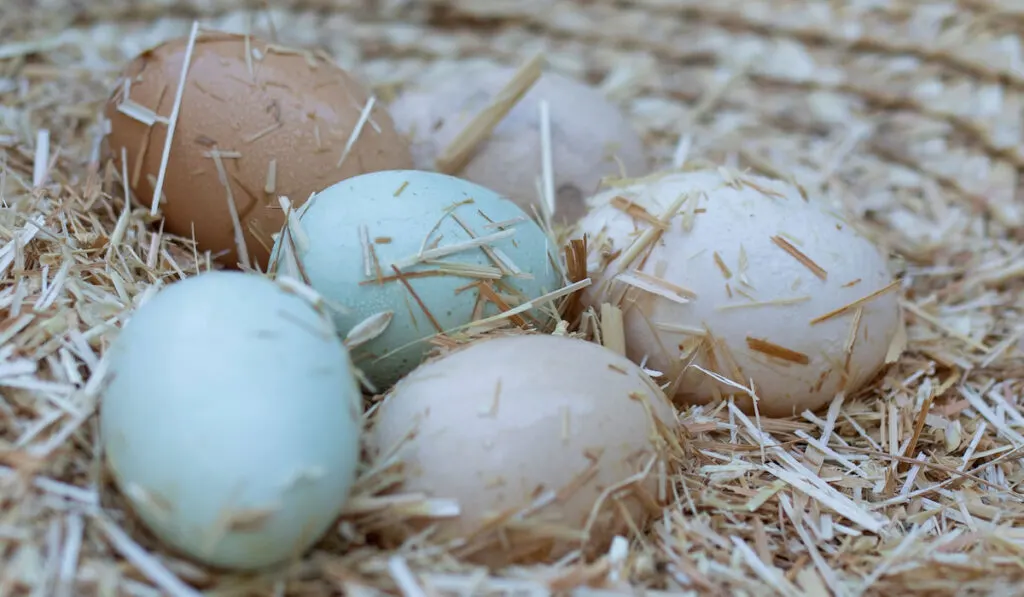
[576,169,902,418]
[368,333,676,567]
[105,31,412,269]
[389,66,648,226]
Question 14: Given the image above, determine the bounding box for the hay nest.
[3,1,1024,595]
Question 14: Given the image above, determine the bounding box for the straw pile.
[2,1,1024,595]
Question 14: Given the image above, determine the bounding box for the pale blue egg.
[100,271,362,570]
[272,170,564,390]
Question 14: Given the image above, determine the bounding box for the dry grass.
[2,0,1024,595]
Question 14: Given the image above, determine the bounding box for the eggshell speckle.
[105,31,412,269]
[390,66,648,224]
[576,169,901,417]
[100,271,362,570]
[369,333,676,567]
[271,170,565,390]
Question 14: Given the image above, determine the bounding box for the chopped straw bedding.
[1,0,1024,595]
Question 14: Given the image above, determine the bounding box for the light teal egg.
[100,271,362,570]
[271,170,564,390]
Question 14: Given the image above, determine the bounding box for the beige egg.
[368,333,676,567]
[389,66,649,225]
[576,168,902,418]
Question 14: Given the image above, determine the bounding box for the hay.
[2,0,1024,595]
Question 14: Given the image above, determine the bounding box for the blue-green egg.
[271,170,565,390]
[101,271,362,570]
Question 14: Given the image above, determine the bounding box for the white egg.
[100,271,362,570]
[390,67,649,224]
[576,169,902,417]
[369,333,676,567]
[271,170,564,390]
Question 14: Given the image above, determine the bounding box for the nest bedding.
[2,1,1024,595]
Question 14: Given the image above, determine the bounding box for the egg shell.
[389,66,648,225]
[576,169,901,417]
[100,271,362,570]
[105,31,412,269]
[271,169,564,390]
[369,333,676,567]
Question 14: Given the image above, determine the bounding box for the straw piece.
[337,95,376,168]
[94,516,201,597]
[150,20,199,215]
[539,99,557,218]
[345,311,394,349]
[770,235,827,281]
[33,129,49,187]
[810,280,901,325]
[209,149,251,269]
[435,54,544,174]
[599,303,626,356]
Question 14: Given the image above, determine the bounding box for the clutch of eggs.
[369,333,677,567]
[100,271,363,570]
[270,169,565,391]
[389,64,649,225]
[105,30,412,269]
[575,168,902,417]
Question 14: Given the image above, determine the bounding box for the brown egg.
[105,31,412,269]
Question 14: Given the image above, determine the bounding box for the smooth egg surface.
[100,271,362,570]
[369,333,676,566]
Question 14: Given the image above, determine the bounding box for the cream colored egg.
[576,169,902,417]
[389,66,648,225]
[369,333,676,567]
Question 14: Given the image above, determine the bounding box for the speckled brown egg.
[105,31,412,269]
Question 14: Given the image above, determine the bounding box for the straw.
[2,1,1024,595]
